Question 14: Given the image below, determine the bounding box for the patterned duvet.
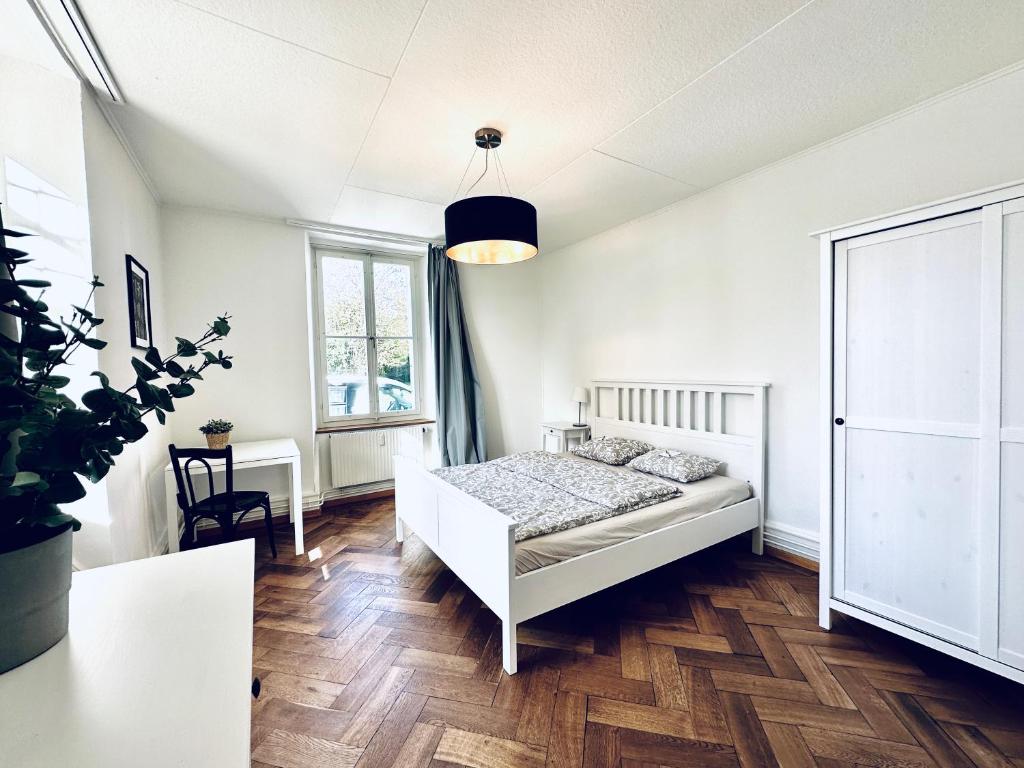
[432,451,680,542]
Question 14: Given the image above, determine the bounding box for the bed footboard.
[393,456,520,673]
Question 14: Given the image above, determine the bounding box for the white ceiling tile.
[330,186,444,239]
[78,0,387,219]
[176,0,426,76]
[347,0,807,204]
[599,0,1024,188]
[527,152,698,253]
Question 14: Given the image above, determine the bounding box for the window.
[314,248,424,425]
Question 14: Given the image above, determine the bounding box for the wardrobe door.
[833,211,984,650]
[1000,198,1024,671]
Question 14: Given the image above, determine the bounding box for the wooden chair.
[168,444,277,557]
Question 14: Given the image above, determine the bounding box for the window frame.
[312,245,426,428]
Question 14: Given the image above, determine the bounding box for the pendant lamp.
[445,128,538,265]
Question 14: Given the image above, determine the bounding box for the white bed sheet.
[514,455,751,575]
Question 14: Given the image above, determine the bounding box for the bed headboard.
[590,379,769,503]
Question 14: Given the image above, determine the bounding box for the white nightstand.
[541,421,591,453]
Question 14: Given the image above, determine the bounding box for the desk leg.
[165,475,180,554]
[290,458,304,555]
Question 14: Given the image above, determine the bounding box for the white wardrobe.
[818,180,1024,684]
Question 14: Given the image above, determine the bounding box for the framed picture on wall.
[125,254,153,350]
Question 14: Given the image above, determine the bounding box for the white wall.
[457,258,543,459]
[82,93,170,563]
[0,53,114,565]
[462,65,1024,558]
[1,54,175,566]
[159,208,318,506]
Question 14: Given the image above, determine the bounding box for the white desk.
[164,438,304,555]
[0,540,255,767]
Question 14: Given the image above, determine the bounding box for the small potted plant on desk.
[0,208,235,674]
[199,418,233,449]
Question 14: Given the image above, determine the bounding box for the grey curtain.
[428,244,486,466]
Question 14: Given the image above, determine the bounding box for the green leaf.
[167,382,195,398]
[155,387,174,412]
[212,317,231,336]
[0,281,28,301]
[82,387,116,417]
[84,458,111,483]
[91,371,111,388]
[175,337,198,357]
[12,471,41,487]
[72,304,93,319]
[155,408,166,425]
[3,227,31,237]
[144,346,165,371]
[43,472,86,504]
[202,350,218,363]
[221,359,233,369]
[82,337,107,350]
[33,374,70,389]
[15,278,50,288]
[116,417,148,442]
[59,405,97,422]
[165,360,185,377]
[131,357,160,381]
[135,377,160,408]
[34,512,81,531]
[21,325,66,350]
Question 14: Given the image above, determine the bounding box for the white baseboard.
[763,521,819,562]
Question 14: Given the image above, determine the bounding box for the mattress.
[514,455,751,575]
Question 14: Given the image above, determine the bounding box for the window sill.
[316,418,436,435]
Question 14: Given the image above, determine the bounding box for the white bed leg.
[751,527,764,555]
[502,620,517,675]
[395,514,405,543]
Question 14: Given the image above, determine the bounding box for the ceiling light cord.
[463,147,491,197]
[454,141,514,201]
[452,147,479,201]
[494,150,513,196]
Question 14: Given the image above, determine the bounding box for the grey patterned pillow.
[571,436,653,465]
[627,448,721,483]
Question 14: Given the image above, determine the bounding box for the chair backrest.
[168,444,234,512]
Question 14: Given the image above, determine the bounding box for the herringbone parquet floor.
[247,499,1024,768]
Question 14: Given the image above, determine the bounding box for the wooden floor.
[248,499,1024,768]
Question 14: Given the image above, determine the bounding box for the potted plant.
[0,207,235,673]
[199,418,233,449]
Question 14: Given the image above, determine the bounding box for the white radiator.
[329,425,424,488]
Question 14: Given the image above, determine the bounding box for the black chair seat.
[193,490,270,514]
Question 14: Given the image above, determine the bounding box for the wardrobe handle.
[834,417,845,426]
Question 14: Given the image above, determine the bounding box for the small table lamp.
[572,387,590,427]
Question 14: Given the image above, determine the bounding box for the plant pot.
[0,524,73,674]
[206,432,231,449]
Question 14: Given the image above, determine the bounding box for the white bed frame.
[394,378,768,674]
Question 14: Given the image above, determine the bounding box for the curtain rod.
[285,218,445,248]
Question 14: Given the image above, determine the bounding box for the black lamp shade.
[444,195,538,265]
